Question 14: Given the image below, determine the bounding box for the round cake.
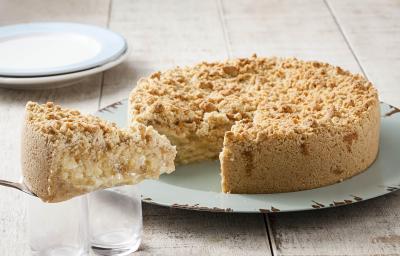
[129,55,380,193]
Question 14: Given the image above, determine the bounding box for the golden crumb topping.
[130,55,378,138]
[26,101,118,136]
[25,101,160,154]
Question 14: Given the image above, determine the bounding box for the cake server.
[0,179,37,197]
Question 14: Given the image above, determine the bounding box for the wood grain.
[0,1,110,255]
[101,1,272,254]
[100,0,228,107]
[137,204,271,256]
[327,0,400,107]
[0,0,110,26]
[0,0,399,255]
[220,0,361,73]
[249,1,400,255]
[102,0,400,255]
[268,191,400,256]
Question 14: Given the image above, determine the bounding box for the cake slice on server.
[22,102,176,203]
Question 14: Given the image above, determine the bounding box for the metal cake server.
[0,179,37,197]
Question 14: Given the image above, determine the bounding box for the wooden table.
[1,0,399,255]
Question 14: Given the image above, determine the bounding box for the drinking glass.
[27,195,89,256]
[88,185,143,255]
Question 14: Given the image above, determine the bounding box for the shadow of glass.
[159,160,221,192]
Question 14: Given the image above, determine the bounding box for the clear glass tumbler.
[88,185,143,255]
[27,195,89,256]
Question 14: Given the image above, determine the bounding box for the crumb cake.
[22,102,176,202]
[129,55,380,193]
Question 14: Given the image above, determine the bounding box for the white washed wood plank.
[0,78,103,256]
[0,0,110,26]
[218,0,400,255]
[137,204,271,256]
[100,0,228,107]
[268,192,400,256]
[257,1,400,254]
[220,0,361,73]
[101,0,400,255]
[0,1,110,255]
[102,1,272,255]
[327,0,400,107]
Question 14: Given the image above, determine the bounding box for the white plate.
[96,100,400,213]
[0,49,128,90]
[0,22,126,77]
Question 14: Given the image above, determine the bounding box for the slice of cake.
[129,55,380,194]
[22,102,176,202]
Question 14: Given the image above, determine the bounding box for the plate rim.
[0,48,129,89]
[0,22,127,77]
[96,99,400,213]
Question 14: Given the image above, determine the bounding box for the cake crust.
[21,121,55,201]
[129,55,380,194]
[220,102,380,193]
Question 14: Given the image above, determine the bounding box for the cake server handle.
[0,179,37,197]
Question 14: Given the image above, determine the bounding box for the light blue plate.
[95,100,400,213]
[0,22,126,77]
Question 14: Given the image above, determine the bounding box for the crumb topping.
[26,101,172,156]
[130,55,378,139]
[26,102,131,154]
[27,102,117,136]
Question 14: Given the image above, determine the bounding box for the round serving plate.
[95,100,400,213]
[0,22,126,77]
[0,49,128,90]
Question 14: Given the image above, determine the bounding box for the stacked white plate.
[0,22,128,89]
